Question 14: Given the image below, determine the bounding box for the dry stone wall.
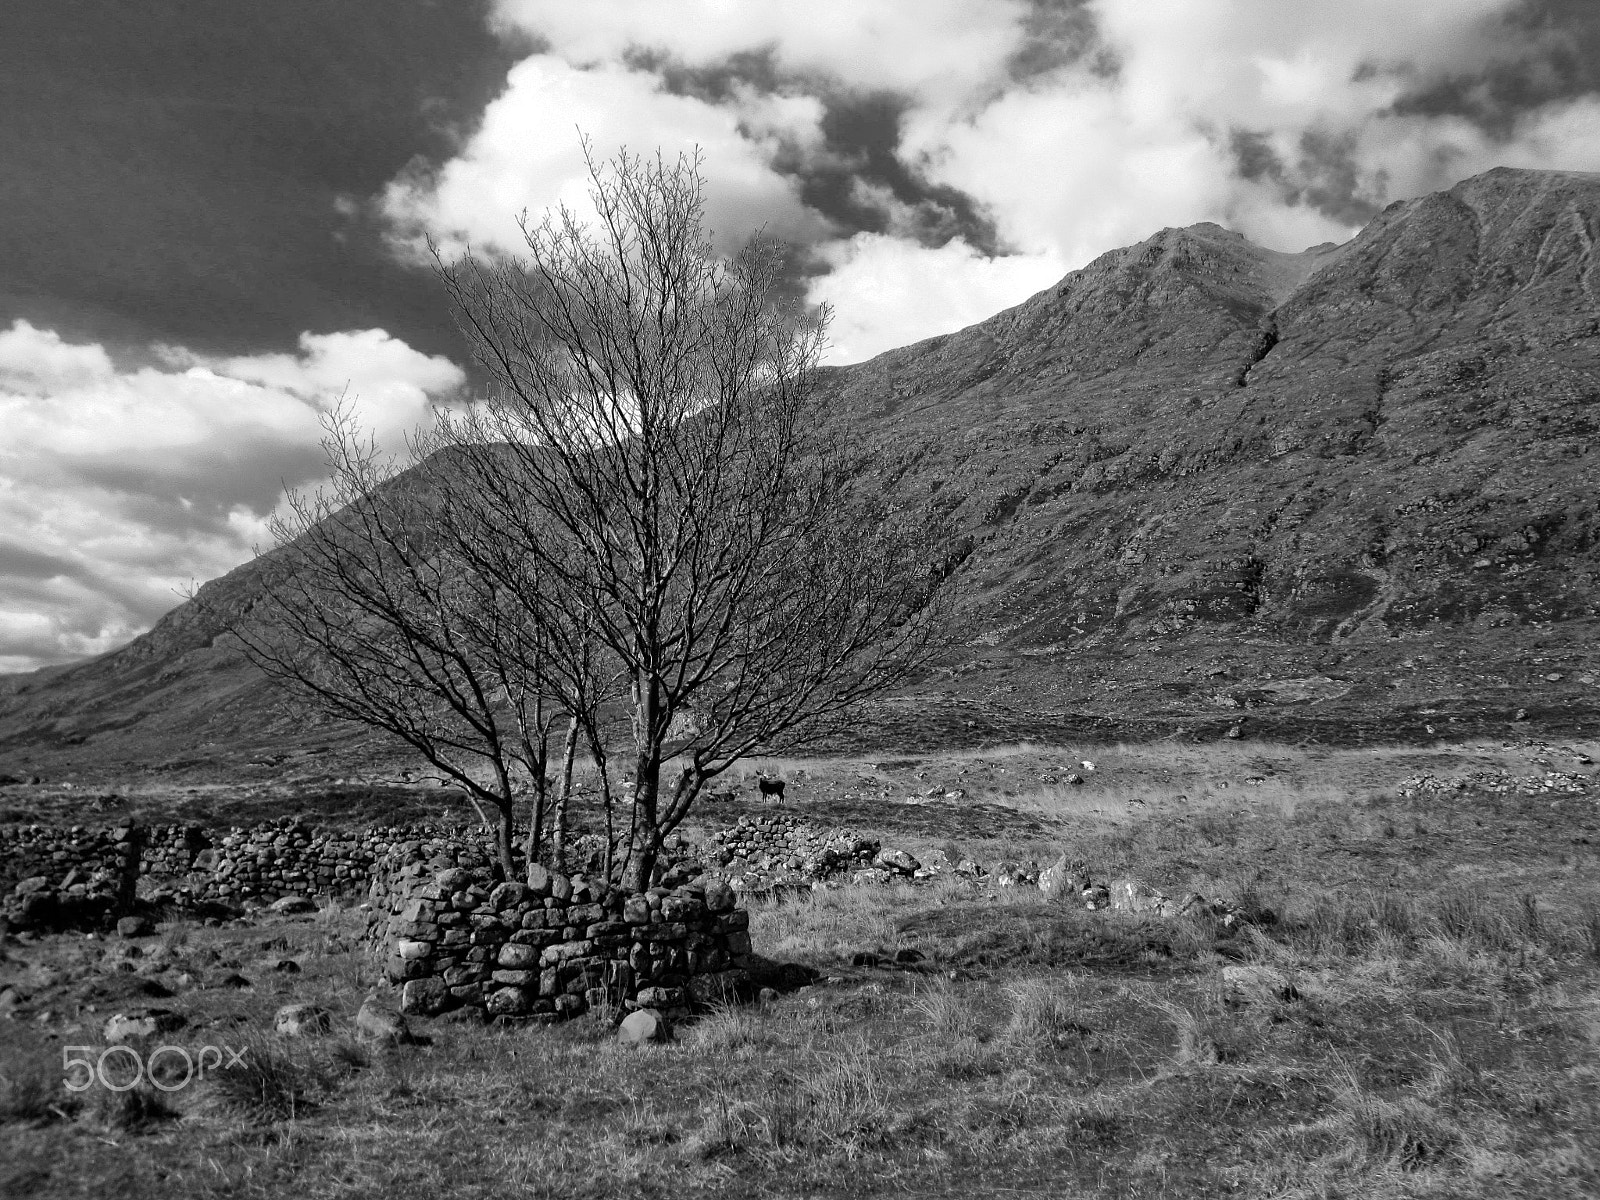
[0,823,138,918]
[367,846,752,1021]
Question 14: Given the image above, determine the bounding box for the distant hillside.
[3,166,1598,777]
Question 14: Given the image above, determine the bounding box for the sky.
[3,0,1600,674]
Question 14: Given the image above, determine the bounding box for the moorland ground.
[2,736,1599,1199]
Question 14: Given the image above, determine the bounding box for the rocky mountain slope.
[3,166,1597,775]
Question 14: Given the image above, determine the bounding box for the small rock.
[1064,773,1084,786]
[1038,853,1088,901]
[488,881,527,911]
[850,867,894,887]
[269,959,301,974]
[486,987,531,1018]
[105,1008,185,1043]
[269,895,317,915]
[401,977,451,1017]
[116,915,154,939]
[274,1003,332,1036]
[212,972,253,990]
[355,996,412,1044]
[703,879,736,913]
[618,1008,670,1045]
[1109,877,1169,913]
[873,848,920,875]
[1221,963,1298,1004]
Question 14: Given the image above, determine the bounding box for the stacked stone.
[703,815,878,889]
[195,819,500,904]
[374,861,752,1022]
[140,824,210,881]
[0,823,127,895]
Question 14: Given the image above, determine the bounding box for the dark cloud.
[635,49,1006,256]
[1228,128,1384,228]
[0,542,172,630]
[0,0,519,361]
[65,442,326,529]
[0,542,83,584]
[1005,0,1118,85]
[1385,0,1600,138]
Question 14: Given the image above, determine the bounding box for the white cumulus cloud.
[0,321,464,672]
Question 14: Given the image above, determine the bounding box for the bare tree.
[435,144,948,890]
[225,405,594,879]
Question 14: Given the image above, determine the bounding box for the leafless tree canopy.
[236,144,948,890]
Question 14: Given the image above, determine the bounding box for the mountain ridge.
[3,165,1598,774]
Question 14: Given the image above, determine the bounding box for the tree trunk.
[584,719,620,883]
[523,777,546,869]
[624,753,662,892]
[518,691,551,867]
[493,797,516,880]
[552,714,579,871]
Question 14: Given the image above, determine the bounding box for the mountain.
[3,166,1598,777]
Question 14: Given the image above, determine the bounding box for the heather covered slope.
[2,167,1598,775]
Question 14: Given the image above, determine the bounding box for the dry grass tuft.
[1004,976,1089,1046]
[205,1037,314,1123]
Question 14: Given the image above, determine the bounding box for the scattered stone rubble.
[701,815,879,891]
[1397,770,1589,800]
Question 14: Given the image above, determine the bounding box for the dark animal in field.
[756,774,786,803]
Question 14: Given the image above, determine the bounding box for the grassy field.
[2,738,1598,1198]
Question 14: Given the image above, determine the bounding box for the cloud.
[0,321,464,672]
[378,0,1600,369]
[381,56,830,261]
[812,235,1063,364]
